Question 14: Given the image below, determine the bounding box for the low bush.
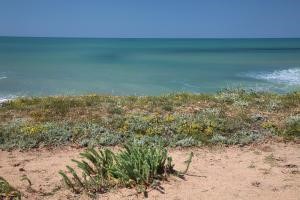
[59,143,193,197]
[0,121,127,149]
[284,115,300,138]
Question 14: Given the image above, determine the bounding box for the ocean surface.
[0,37,300,101]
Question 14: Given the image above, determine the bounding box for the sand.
[0,142,299,200]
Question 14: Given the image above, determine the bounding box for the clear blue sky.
[0,0,299,38]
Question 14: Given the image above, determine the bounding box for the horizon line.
[1,35,300,40]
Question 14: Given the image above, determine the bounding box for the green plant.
[0,176,21,200]
[226,130,262,145]
[162,103,173,111]
[59,143,193,196]
[109,143,174,190]
[59,148,115,195]
[107,104,124,115]
[175,137,199,147]
[284,115,300,138]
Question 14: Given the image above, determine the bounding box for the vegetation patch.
[284,115,300,138]
[59,143,193,197]
[0,90,299,150]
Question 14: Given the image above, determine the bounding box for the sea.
[0,37,300,101]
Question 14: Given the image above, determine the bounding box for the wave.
[0,98,9,104]
[244,68,300,85]
[0,72,7,80]
[0,95,17,104]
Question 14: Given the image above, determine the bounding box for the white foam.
[0,95,16,104]
[246,68,300,85]
[0,72,7,80]
[0,98,9,104]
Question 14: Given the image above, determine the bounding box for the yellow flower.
[165,115,175,122]
[204,126,214,135]
[191,122,201,130]
[261,122,275,129]
[146,127,155,135]
[21,124,46,135]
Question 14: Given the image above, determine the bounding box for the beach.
[0,90,299,199]
[1,38,300,199]
[1,1,300,199]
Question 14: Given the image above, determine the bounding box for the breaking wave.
[245,68,300,85]
[0,72,7,80]
[0,95,17,104]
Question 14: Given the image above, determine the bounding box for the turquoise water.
[0,37,300,100]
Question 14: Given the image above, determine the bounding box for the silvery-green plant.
[285,115,300,137]
[59,143,193,196]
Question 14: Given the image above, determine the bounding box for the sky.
[0,0,299,38]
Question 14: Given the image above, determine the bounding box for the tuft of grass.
[59,143,192,197]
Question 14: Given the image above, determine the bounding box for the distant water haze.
[0,37,300,101]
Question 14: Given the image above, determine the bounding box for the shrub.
[284,115,300,138]
[98,132,124,146]
[109,143,174,189]
[233,100,249,108]
[174,112,227,139]
[162,104,173,112]
[0,121,72,149]
[107,104,124,115]
[226,130,262,145]
[281,91,300,108]
[210,130,264,145]
[175,137,199,147]
[266,99,282,111]
[131,135,170,146]
[209,134,227,144]
[59,148,115,195]
[59,143,193,197]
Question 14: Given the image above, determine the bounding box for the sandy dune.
[0,142,299,200]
